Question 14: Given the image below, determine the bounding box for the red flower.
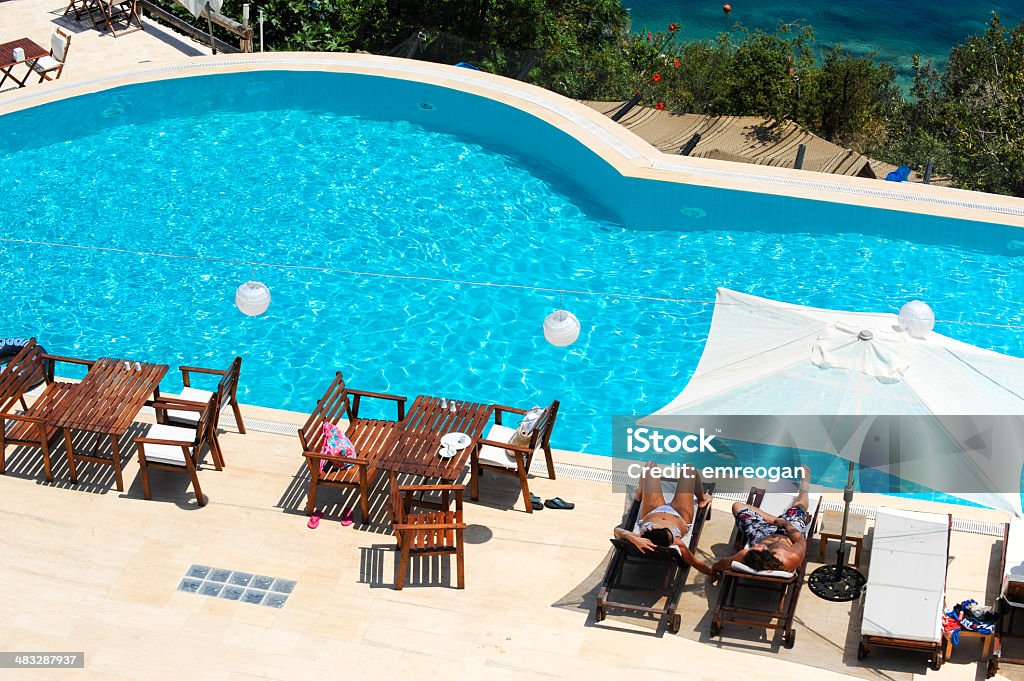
[668,23,679,33]
[646,32,652,41]
[652,73,661,83]
[656,102,665,110]
[673,59,680,68]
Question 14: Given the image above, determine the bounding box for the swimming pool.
[2,65,1024,470]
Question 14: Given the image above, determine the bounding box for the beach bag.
[320,422,357,473]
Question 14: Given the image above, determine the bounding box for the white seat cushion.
[141,423,195,466]
[164,387,213,424]
[477,423,539,468]
[1003,516,1024,603]
[31,55,61,73]
[861,507,948,643]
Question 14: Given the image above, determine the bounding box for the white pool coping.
[1,52,1023,229]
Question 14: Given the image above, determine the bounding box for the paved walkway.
[0,396,1013,680]
[0,0,202,97]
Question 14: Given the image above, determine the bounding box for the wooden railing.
[139,0,254,53]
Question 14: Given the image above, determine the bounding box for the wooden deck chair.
[595,480,715,633]
[164,357,246,434]
[858,507,952,670]
[298,372,406,523]
[388,482,466,590]
[63,0,95,21]
[92,0,143,36]
[470,400,558,513]
[0,339,81,483]
[135,394,223,506]
[31,29,72,82]
[990,516,1024,677]
[710,486,823,648]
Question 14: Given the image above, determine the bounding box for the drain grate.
[177,565,295,608]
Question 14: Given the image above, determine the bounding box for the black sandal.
[530,494,544,511]
[545,497,575,510]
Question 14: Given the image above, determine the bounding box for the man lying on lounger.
[708,466,811,581]
[613,461,713,576]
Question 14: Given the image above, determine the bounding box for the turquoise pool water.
[627,0,1024,87]
[1,71,1023,506]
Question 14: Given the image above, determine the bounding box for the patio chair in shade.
[164,357,246,434]
[388,482,466,590]
[134,394,223,506]
[595,480,715,633]
[31,29,71,82]
[470,400,558,513]
[858,507,951,670]
[990,516,1024,677]
[710,487,823,648]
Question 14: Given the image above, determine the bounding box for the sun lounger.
[989,516,1024,677]
[710,486,822,648]
[858,507,951,670]
[595,480,715,633]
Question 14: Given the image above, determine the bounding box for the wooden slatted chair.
[470,400,558,513]
[163,357,246,434]
[388,482,466,590]
[31,29,72,82]
[0,339,83,482]
[298,372,406,523]
[134,394,223,506]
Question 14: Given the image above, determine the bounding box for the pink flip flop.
[307,511,322,529]
[340,508,354,527]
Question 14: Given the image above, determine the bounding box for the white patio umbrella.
[642,288,1024,598]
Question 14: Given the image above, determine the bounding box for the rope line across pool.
[2,236,1022,331]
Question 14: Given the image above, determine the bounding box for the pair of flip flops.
[307,508,354,529]
[530,494,575,511]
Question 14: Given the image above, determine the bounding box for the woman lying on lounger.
[613,461,713,576]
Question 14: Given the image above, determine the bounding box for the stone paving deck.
[0,0,204,98]
[0,396,1016,680]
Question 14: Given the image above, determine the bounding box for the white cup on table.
[12,47,25,62]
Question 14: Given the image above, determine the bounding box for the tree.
[811,47,900,146]
[931,14,1024,196]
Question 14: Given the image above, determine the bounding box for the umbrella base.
[808,564,866,602]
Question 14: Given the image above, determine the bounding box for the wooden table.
[818,510,868,567]
[0,38,48,89]
[53,357,168,491]
[944,627,993,661]
[378,395,493,497]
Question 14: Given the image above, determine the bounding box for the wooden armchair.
[164,357,245,434]
[389,483,466,590]
[31,29,72,82]
[298,372,406,523]
[470,400,559,513]
[0,339,86,482]
[135,394,223,506]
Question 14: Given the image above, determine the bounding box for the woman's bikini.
[638,504,687,538]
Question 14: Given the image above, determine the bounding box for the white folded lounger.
[859,507,951,670]
[990,516,1024,678]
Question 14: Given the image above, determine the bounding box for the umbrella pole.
[835,461,854,572]
[808,460,866,602]
[206,2,217,55]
